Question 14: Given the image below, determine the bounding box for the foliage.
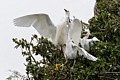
[6,70,27,80]
[88,0,120,79]
[12,0,120,80]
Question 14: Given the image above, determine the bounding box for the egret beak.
[82,31,88,36]
[64,9,69,12]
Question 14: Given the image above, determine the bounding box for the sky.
[0,0,95,79]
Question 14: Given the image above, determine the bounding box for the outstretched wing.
[14,14,56,41]
[69,18,82,45]
[77,47,97,61]
[72,43,97,61]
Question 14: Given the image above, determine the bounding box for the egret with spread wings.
[14,9,70,46]
[64,18,97,62]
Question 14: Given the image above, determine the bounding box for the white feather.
[69,19,82,45]
[14,14,56,41]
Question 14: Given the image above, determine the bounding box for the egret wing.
[78,47,97,61]
[14,14,56,41]
[72,43,97,61]
[69,18,82,45]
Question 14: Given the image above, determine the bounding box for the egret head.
[83,28,91,37]
[64,9,70,17]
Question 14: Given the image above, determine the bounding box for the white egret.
[13,9,70,46]
[64,18,97,62]
[81,28,100,50]
[64,38,98,61]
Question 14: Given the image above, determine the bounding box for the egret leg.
[55,47,58,63]
[60,45,64,53]
[71,59,76,69]
[64,59,68,65]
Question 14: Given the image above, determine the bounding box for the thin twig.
[28,39,37,64]
[99,72,120,79]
